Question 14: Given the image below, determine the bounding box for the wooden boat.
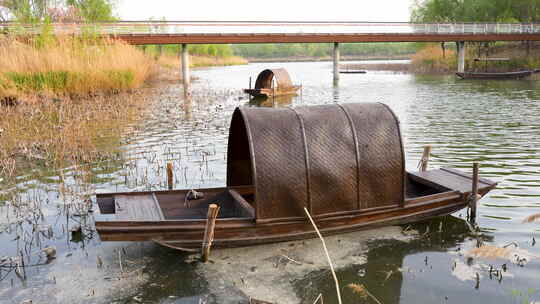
[95,103,497,249]
[456,70,535,79]
[243,68,300,98]
[339,70,367,74]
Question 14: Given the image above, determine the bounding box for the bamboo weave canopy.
[226,103,405,221]
[253,68,294,90]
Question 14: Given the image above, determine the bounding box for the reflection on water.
[1,61,540,303]
[248,95,294,107]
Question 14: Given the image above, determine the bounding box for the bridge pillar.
[333,42,340,86]
[181,43,191,97]
[456,41,466,73]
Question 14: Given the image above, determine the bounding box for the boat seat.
[409,167,496,195]
[156,188,255,220]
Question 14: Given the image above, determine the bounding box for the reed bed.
[0,36,156,182]
[410,44,457,73]
[0,92,152,182]
[0,36,154,98]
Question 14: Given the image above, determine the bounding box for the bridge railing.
[1,22,540,35]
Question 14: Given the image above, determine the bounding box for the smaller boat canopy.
[227,103,405,222]
[254,68,294,90]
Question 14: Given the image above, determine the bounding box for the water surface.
[1,60,540,303]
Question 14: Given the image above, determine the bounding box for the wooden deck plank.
[409,168,495,193]
[115,194,164,221]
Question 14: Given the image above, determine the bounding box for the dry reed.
[467,245,513,260]
[347,283,383,304]
[410,44,456,73]
[0,36,154,98]
[0,35,156,182]
[0,90,152,183]
[523,213,540,223]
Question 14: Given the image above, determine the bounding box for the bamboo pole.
[166,162,173,190]
[420,145,432,172]
[201,204,220,262]
[304,207,342,304]
[470,162,480,221]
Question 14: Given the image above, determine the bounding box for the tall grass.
[410,42,540,73]
[411,44,457,73]
[0,35,156,182]
[0,36,154,98]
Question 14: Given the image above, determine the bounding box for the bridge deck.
[3,22,540,44]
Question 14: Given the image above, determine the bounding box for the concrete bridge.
[4,21,540,93]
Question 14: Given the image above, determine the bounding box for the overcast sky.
[116,0,414,22]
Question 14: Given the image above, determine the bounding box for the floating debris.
[523,213,540,223]
[466,245,534,265]
[42,246,57,260]
[347,283,383,304]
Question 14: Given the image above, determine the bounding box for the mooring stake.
[470,162,480,221]
[419,145,432,172]
[201,204,220,262]
[166,162,173,190]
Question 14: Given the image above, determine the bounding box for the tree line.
[411,0,540,23]
[0,0,116,23]
[231,43,417,59]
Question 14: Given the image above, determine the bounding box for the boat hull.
[456,70,534,79]
[243,85,301,97]
[96,189,485,249]
[339,70,367,74]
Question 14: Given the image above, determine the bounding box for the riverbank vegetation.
[0,1,156,183]
[0,34,155,182]
[411,0,540,23]
[0,36,153,98]
[0,2,251,183]
[143,44,248,69]
[409,0,540,73]
[232,43,417,61]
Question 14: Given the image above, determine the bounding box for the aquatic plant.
[347,283,383,304]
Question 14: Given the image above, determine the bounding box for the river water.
[1,60,540,303]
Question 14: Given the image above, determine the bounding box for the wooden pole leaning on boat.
[167,162,173,190]
[470,162,480,221]
[304,207,342,304]
[419,145,432,172]
[201,204,220,262]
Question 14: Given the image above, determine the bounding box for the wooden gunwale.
[456,70,534,79]
[96,190,463,232]
[95,166,498,248]
[97,194,468,246]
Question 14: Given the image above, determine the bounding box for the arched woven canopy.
[226,103,405,221]
[254,68,294,90]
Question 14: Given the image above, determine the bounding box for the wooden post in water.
[166,162,173,190]
[470,162,480,221]
[181,43,191,98]
[456,41,466,73]
[420,145,432,172]
[201,204,220,262]
[333,42,340,86]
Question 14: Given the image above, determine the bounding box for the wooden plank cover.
[115,193,164,221]
[409,167,495,193]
